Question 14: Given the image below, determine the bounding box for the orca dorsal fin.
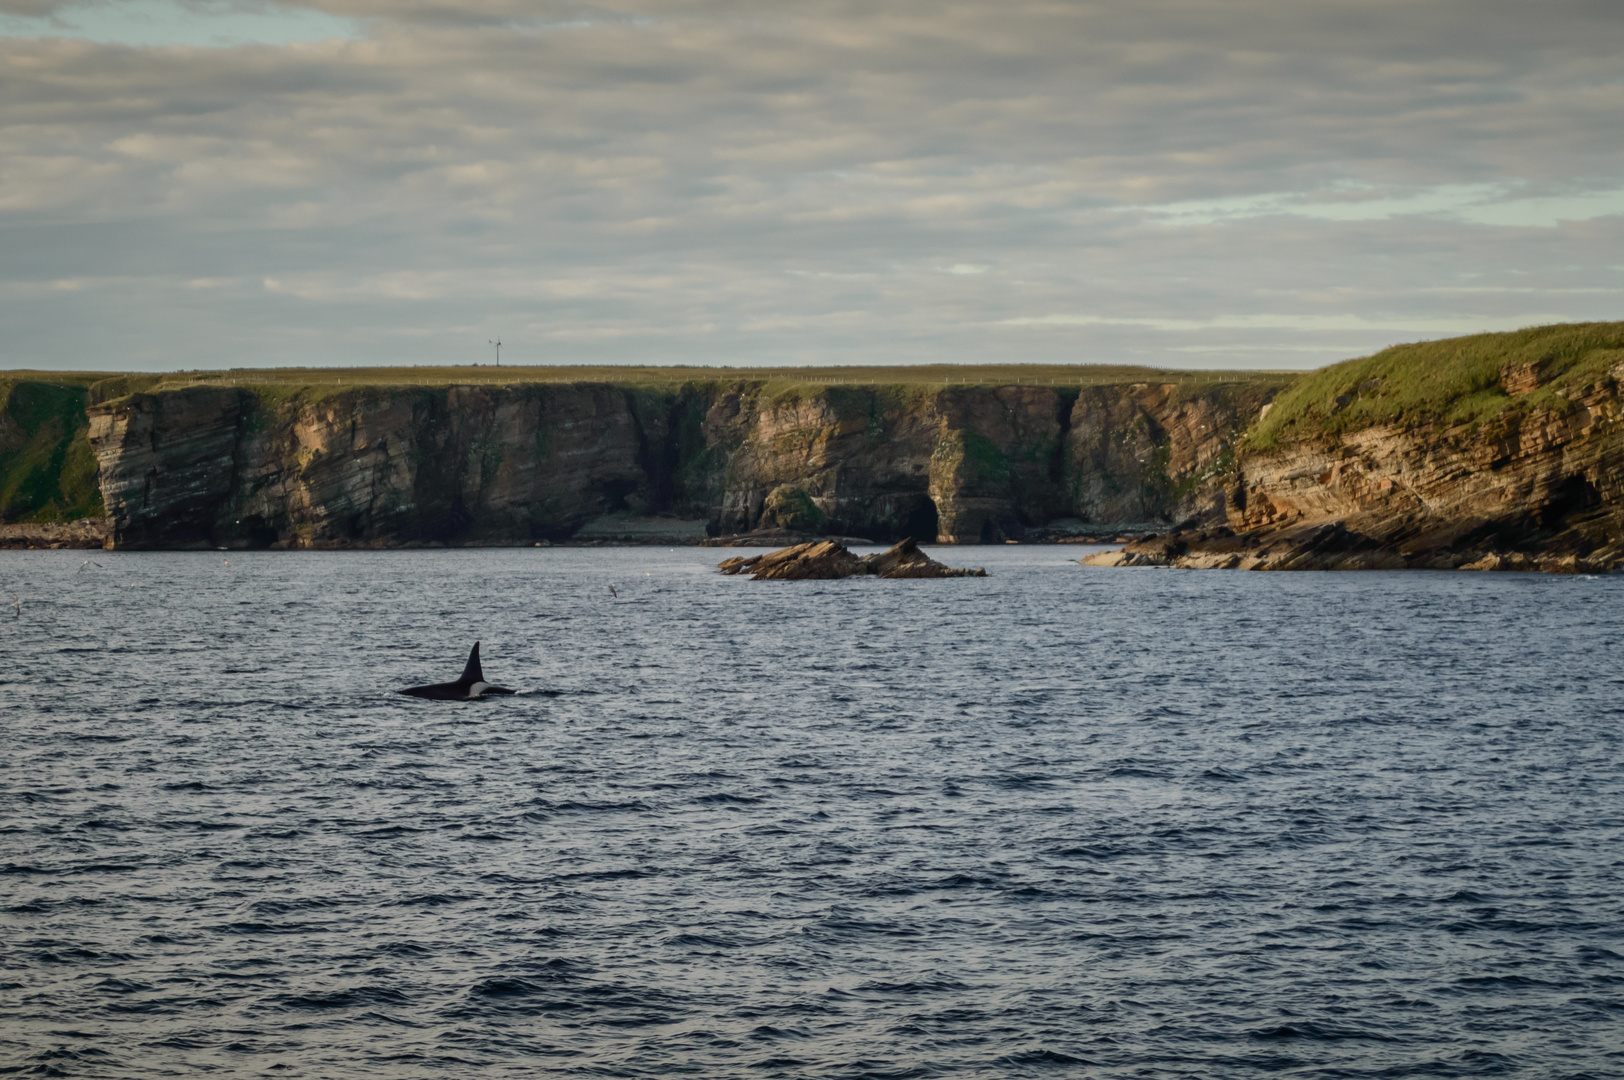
[458,642,484,686]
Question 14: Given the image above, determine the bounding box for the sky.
[1,0,1621,372]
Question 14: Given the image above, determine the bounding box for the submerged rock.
[719,537,986,580]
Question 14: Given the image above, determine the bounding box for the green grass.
[0,379,104,523]
[0,363,1289,401]
[1247,322,1624,449]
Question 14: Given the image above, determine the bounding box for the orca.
[399,642,515,700]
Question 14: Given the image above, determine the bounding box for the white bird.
[10,594,18,618]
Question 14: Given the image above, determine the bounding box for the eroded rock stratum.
[1085,323,1624,572]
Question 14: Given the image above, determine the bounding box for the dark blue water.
[3,547,1622,1079]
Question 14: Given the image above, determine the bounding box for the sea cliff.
[8,324,1622,564]
[1086,323,1624,572]
[67,374,1273,549]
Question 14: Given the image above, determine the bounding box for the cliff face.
[84,378,1272,549]
[1087,325,1624,572]
[55,324,1624,561]
[1066,381,1263,524]
[87,387,248,547]
[87,384,661,548]
[1202,381,1623,571]
[703,384,1069,543]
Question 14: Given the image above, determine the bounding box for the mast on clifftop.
[488,338,502,366]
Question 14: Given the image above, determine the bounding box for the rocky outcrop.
[82,377,1275,549]
[718,537,986,580]
[0,518,108,549]
[861,536,987,578]
[718,540,870,579]
[1085,325,1624,572]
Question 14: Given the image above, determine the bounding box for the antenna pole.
[488,338,502,366]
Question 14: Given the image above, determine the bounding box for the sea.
[2,546,1621,1079]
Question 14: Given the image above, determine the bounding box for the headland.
[3,323,1621,570]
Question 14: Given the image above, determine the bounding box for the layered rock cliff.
[1086,323,1624,572]
[81,376,1277,549]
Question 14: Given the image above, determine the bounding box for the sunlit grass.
[0,362,1295,403]
[1247,322,1624,449]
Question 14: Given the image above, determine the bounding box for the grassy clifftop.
[1247,322,1624,450]
[77,362,1281,401]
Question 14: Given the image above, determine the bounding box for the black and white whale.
[399,642,515,700]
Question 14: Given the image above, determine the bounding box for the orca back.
[399,641,513,700]
[399,680,464,700]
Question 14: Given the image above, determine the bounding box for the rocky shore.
[1082,523,1617,573]
[0,519,109,550]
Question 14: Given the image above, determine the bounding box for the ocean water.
[2,546,1622,1079]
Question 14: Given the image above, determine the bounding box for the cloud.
[1134,181,1624,227]
[0,1,1622,370]
[995,312,1569,335]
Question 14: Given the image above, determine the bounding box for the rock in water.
[718,540,868,580]
[861,536,986,577]
[718,537,986,580]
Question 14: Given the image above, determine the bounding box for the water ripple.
[1,547,1621,1077]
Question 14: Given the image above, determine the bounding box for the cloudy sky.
[2,0,1621,371]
